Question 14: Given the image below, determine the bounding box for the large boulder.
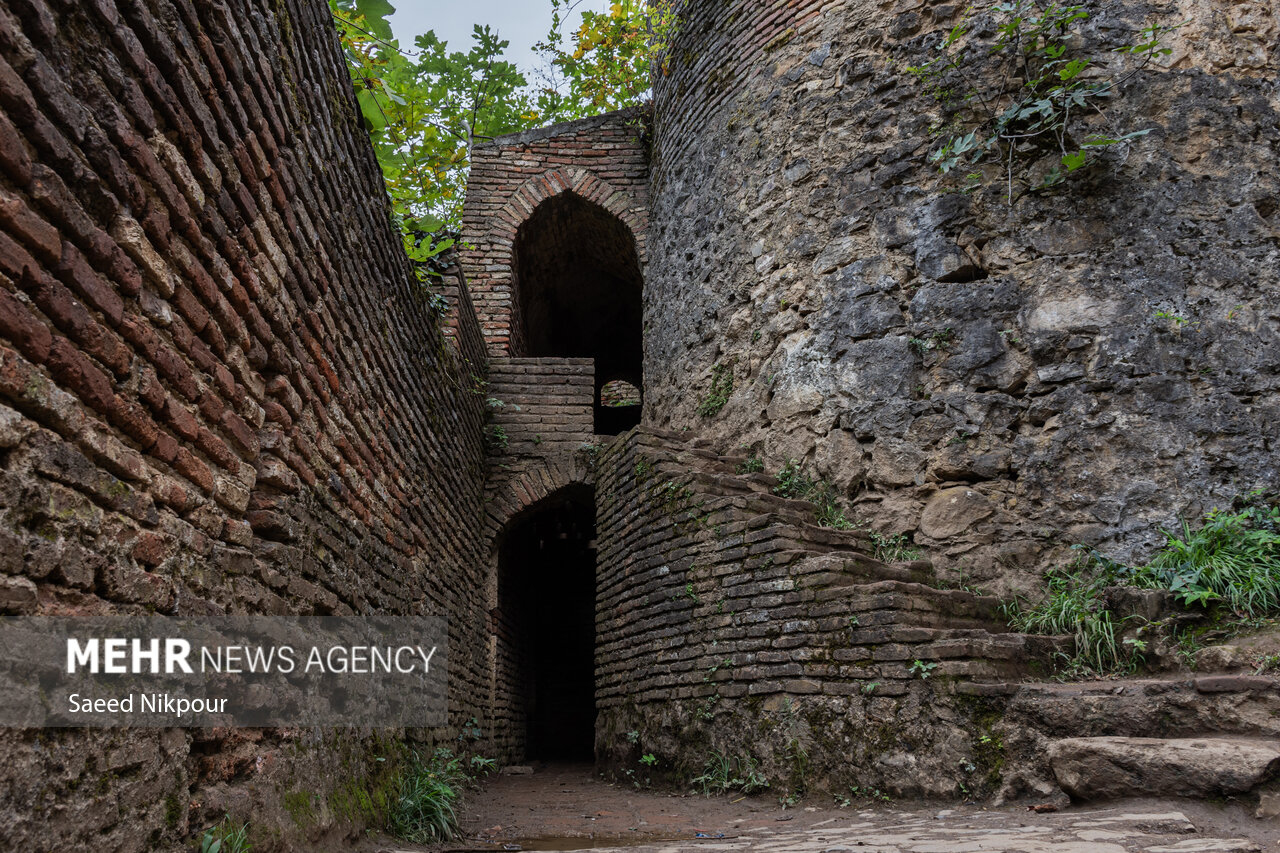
[1049,737,1280,801]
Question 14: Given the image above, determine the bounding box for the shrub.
[389,747,493,843]
[1132,499,1280,616]
[198,818,250,853]
[691,751,769,796]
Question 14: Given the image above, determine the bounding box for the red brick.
[47,336,114,414]
[55,241,123,327]
[173,446,213,492]
[109,398,159,450]
[197,389,225,424]
[0,191,61,263]
[220,408,258,458]
[196,426,239,471]
[131,532,171,567]
[172,284,210,333]
[0,111,31,185]
[151,343,198,401]
[150,430,178,464]
[0,286,51,362]
[163,395,199,441]
[0,229,37,279]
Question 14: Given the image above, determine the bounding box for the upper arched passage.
[512,191,644,433]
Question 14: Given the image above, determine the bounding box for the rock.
[1258,791,1280,820]
[1048,737,1280,800]
[1194,645,1250,673]
[0,576,37,614]
[0,402,33,449]
[919,488,994,540]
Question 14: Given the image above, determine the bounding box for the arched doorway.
[495,485,597,762]
[512,192,643,435]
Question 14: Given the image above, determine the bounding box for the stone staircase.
[994,674,1280,807]
[601,427,1280,809]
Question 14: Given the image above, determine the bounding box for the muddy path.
[364,763,1280,852]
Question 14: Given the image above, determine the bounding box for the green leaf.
[354,0,395,41]
[1058,58,1089,80]
[1061,150,1087,171]
[356,88,388,131]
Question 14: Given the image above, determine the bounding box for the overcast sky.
[388,1,611,77]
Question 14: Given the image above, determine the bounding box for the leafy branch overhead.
[330,0,535,281]
[329,0,683,291]
[907,1,1183,203]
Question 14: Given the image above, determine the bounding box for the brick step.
[790,552,933,586]
[806,578,1017,632]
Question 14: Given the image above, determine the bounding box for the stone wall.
[0,0,489,849]
[461,110,650,357]
[646,0,1280,594]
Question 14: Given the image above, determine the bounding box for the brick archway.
[491,168,646,252]
[469,167,647,359]
[484,454,597,545]
[488,473,598,762]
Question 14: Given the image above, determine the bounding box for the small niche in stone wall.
[598,379,642,435]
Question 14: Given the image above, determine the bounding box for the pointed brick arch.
[493,168,647,261]
[459,111,651,357]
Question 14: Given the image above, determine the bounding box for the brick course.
[0,0,490,848]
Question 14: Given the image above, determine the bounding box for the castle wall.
[646,0,1280,593]
[0,0,489,848]
[461,111,650,357]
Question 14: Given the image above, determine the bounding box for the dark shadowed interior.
[496,486,598,762]
[513,192,643,434]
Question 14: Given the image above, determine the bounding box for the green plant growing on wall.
[773,461,855,530]
[908,328,955,356]
[697,362,734,417]
[870,531,922,563]
[691,751,770,796]
[736,454,765,474]
[907,2,1181,203]
[1008,492,1280,675]
[909,659,939,679]
[198,817,251,853]
[483,424,509,453]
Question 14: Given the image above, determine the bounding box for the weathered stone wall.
[0,0,489,849]
[461,110,650,357]
[646,0,1280,594]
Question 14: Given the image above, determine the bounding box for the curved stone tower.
[645,0,1280,593]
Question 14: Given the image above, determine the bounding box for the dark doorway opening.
[513,192,643,435]
[496,486,597,762]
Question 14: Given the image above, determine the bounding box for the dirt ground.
[364,762,1280,853]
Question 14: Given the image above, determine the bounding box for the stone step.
[1047,735,1280,801]
[1003,675,1280,740]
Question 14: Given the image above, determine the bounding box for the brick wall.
[0,0,489,849]
[460,110,650,356]
[486,358,595,459]
[592,428,1059,797]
